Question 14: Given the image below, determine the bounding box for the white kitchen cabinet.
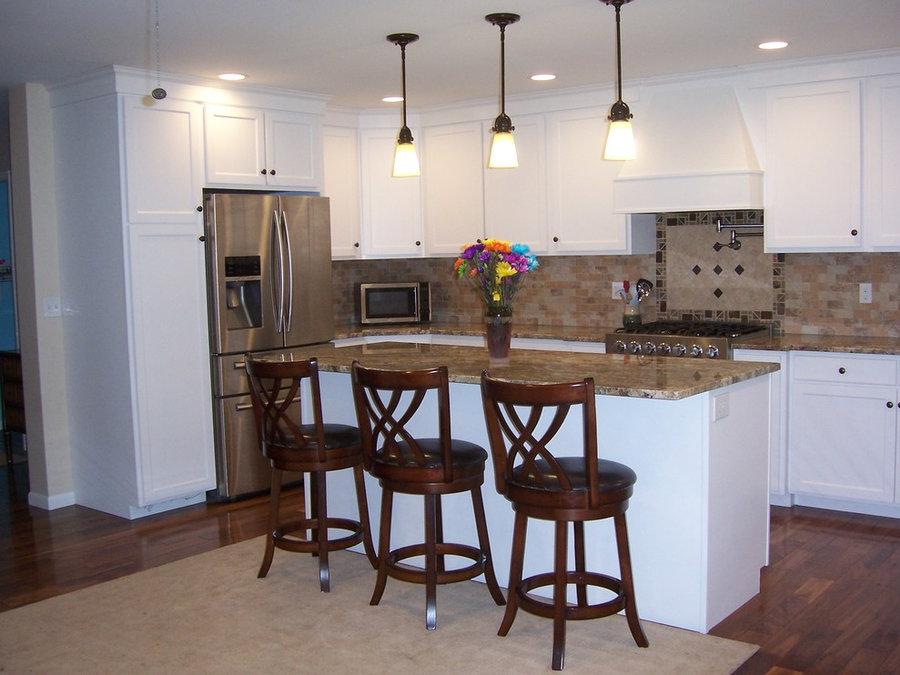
[53,79,216,519]
[422,122,485,256]
[204,104,321,189]
[734,349,788,503]
[482,114,548,253]
[788,352,897,504]
[359,127,424,257]
[122,96,203,223]
[323,125,362,258]
[764,81,863,251]
[864,74,900,249]
[546,108,654,254]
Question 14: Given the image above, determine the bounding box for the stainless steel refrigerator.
[203,190,334,500]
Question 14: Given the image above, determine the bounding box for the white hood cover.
[613,86,763,213]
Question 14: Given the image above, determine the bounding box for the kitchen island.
[274,341,779,633]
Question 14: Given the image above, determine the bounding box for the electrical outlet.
[611,281,625,300]
[859,283,872,304]
[713,393,730,421]
[42,296,61,317]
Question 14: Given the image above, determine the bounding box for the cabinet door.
[323,125,362,258]
[204,104,267,187]
[264,110,320,189]
[547,108,630,253]
[865,74,900,250]
[764,81,862,251]
[423,122,485,256]
[122,97,203,223]
[483,114,548,253]
[359,127,424,257]
[789,381,896,503]
[128,225,216,504]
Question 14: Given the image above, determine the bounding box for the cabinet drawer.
[791,353,898,386]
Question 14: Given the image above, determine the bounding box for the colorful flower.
[453,238,538,313]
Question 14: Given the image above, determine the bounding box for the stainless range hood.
[613,86,763,213]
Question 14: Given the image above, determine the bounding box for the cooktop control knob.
[643,342,656,355]
[673,343,686,357]
[657,342,671,355]
[690,344,704,357]
[614,340,627,353]
[706,345,720,359]
[629,341,642,354]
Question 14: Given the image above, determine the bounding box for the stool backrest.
[480,372,602,507]
[245,355,326,462]
[351,360,453,482]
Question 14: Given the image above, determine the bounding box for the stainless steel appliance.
[204,190,334,500]
[357,281,431,324]
[605,321,769,359]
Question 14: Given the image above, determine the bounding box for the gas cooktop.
[614,321,769,338]
[606,321,769,359]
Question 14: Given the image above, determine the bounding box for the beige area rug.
[0,538,756,674]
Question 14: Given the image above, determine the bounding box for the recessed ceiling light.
[530,73,556,82]
[758,41,789,50]
[218,73,246,81]
[382,95,404,103]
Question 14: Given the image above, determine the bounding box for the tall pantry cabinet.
[52,69,215,518]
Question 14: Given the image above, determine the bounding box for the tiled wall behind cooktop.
[656,211,782,330]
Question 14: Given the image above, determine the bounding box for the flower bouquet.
[453,239,539,364]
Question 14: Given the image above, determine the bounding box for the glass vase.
[485,308,513,366]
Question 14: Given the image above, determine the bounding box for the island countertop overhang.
[275,341,779,400]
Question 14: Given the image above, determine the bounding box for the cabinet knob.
[838,367,846,374]
[269,169,276,175]
[850,229,858,236]
[354,242,360,248]
[196,205,203,212]
[260,169,267,175]
[553,236,559,243]
[888,401,895,409]
[415,240,421,247]
[198,235,206,242]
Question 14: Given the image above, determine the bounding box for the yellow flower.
[495,261,517,279]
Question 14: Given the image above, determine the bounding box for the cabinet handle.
[888,401,894,409]
[260,169,267,175]
[850,229,858,236]
[553,236,559,243]
[415,240,421,246]
[838,367,846,374]
[198,235,206,242]
[354,242,360,248]
[196,205,203,212]
[269,169,276,175]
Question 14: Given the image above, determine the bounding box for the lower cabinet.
[788,352,898,505]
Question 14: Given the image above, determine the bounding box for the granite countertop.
[277,341,778,401]
[335,320,900,355]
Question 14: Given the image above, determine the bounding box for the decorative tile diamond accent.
[735,265,745,275]
[692,265,702,275]
[713,265,723,275]
[713,288,723,298]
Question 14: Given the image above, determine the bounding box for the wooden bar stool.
[480,372,648,671]
[245,355,377,592]
[350,361,506,630]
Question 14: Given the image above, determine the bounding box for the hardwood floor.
[3,461,900,673]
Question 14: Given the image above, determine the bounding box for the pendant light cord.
[614,0,623,103]
[400,41,409,128]
[154,0,162,90]
[499,23,507,116]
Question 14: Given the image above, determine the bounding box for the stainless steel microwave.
[357,282,431,324]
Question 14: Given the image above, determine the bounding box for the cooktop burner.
[615,321,768,338]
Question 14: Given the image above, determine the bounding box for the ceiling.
[1,0,899,122]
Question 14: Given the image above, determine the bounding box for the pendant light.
[150,0,167,100]
[485,13,520,169]
[387,33,420,177]
[601,0,635,160]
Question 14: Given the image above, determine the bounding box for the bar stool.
[350,361,506,630]
[480,372,648,671]
[245,355,377,592]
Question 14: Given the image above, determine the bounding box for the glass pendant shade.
[392,137,420,177]
[604,119,635,160]
[488,130,518,168]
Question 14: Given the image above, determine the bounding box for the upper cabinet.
[864,74,900,249]
[122,96,204,223]
[204,104,321,190]
[764,81,862,251]
[323,124,362,258]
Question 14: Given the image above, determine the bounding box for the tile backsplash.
[333,213,900,339]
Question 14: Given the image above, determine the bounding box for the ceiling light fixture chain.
[486,12,521,169]
[387,32,421,177]
[151,0,167,100]
[600,0,635,160]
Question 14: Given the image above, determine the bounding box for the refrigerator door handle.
[281,209,294,333]
[270,209,285,333]
[235,394,300,412]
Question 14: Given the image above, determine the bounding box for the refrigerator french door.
[204,191,334,499]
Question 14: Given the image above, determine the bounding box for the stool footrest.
[385,542,487,585]
[516,571,627,621]
[272,517,364,554]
